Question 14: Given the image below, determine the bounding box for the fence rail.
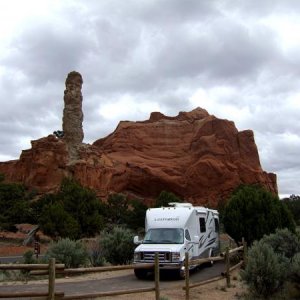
[30,262,154,276]
[0,257,159,300]
[0,264,65,270]
[0,239,247,300]
[183,238,247,300]
[0,291,64,299]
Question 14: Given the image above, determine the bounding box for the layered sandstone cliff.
[0,107,277,206]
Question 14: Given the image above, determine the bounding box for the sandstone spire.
[62,71,84,160]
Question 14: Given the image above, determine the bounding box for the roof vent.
[168,202,193,208]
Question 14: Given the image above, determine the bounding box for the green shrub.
[101,194,148,231]
[241,240,289,299]
[38,179,104,239]
[0,181,33,230]
[59,179,104,237]
[155,191,182,207]
[21,250,37,277]
[282,195,300,225]
[45,238,88,268]
[104,193,129,225]
[0,270,10,282]
[125,199,148,231]
[259,228,300,260]
[30,193,57,223]
[87,240,105,267]
[101,227,135,265]
[88,248,105,267]
[39,202,80,239]
[23,250,36,264]
[223,185,295,245]
[290,253,300,291]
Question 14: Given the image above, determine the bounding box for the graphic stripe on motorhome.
[205,211,210,222]
[199,235,204,244]
[206,238,216,247]
[199,236,208,248]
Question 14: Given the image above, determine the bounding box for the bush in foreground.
[259,228,300,260]
[100,227,135,265]
[87,240,106,267]
[241,229,300,299]
[241,240,289,298]
[45,238,88,268]
[290,253,300,293]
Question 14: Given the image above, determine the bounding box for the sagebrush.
[100,227,135,265]
[45,238,88,268]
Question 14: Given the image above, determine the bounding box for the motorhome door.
[184,228,195,259]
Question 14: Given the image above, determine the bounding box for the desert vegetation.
[45,238,89,268]
[0,174,184,239]
[222,184,296,245]
[282,194,300,225]
[241,228,300,299]
[0,174,35,232]
[1,173,300,299]
[0,174,182,267]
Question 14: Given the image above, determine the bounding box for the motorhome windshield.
[143,228,184,244]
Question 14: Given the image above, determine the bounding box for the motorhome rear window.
[199,217,206,233]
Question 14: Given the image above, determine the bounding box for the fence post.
[225,247,230,288]
[242,237,248,267]
[48,258,56,300]
[185,252,190,300]
[155,252,160,300]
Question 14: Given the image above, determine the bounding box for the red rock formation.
[0,108,277,206]
[62,71,84,160]
[0,135,69,193]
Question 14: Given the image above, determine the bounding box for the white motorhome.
[133,202,220,279]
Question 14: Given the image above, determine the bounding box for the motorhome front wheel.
[134,268,148,279]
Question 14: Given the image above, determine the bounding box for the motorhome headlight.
[134,252,141,261]
[171,252,180,262]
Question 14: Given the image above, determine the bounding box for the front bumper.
[133,261,182,270]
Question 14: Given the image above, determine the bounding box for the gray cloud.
[0,0,299,197]
[2,27,89,85]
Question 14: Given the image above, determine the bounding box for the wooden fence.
[183,238,247,300]
[0,239,247,300]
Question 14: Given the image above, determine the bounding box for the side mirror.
[133,235,142,245]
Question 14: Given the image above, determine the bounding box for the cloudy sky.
[0,0,299,198]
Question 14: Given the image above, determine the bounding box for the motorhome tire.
[134,268,148,279]
[207,249,214,267]
[176,269,185,280]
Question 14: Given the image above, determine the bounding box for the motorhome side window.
[185,229,191,241]
[214,218,219,232]
[199,217,206,233]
